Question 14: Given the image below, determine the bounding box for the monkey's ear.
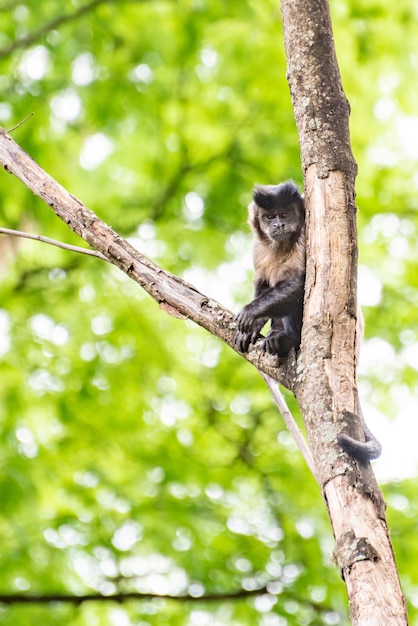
[247,201,262,232]
[247,201,258,222]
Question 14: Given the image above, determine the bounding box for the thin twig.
[0,227,109,261]
[7,113,34,133]
[260,372,318,483]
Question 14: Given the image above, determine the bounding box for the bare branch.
[261,373,318,482]
[0,227,108,261]
[7,113,34,133]
[0,587,335,614]
[0,127,296,387]
[0,0,113,60]
[0,587,271,606]
[0,128,320,487]
[0,229,317,481]
[0,131,317,483]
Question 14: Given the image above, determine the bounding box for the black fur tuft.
[253,181,302,212]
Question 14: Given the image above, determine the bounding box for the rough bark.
[281,0,407,623]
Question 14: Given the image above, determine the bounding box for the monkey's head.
[250,181,305,245]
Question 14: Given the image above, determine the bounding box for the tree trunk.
[280,0,408,623]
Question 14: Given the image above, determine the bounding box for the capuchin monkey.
[235,181,305,357]
[235,180,381,462]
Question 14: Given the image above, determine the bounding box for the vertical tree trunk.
[280,0,408,623]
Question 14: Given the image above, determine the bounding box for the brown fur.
[248,201,306,286]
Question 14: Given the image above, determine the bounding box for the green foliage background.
[0,0,417,624]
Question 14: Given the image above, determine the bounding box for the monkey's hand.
[235,329,259,353]
[262,330,295,357]
[235,308,267,353]
[236,304,262,335]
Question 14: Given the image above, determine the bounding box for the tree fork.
[281,0,407,623]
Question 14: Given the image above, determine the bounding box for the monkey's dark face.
[259,203,303,243]
[251,181,305,245]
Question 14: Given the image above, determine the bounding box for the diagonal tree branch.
[0,223,316,476]
[0,148,313,477]
[0,127,296,388]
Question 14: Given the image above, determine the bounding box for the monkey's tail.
[337,407,382,463]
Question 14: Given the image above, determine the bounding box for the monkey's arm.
[235,280,270,352]
[236,275,304,334]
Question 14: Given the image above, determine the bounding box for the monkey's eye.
[266,214,276,221]
[279,212,288,218]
